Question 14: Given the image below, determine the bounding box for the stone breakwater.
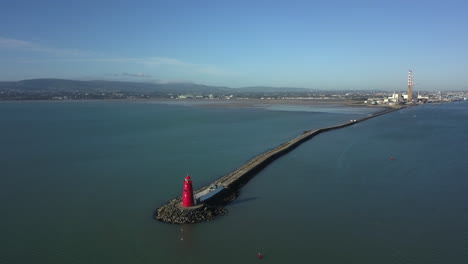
[155,201,227,224]
[155,107,405,224]
[155,187,236,223]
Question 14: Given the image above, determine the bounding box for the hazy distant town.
[0,79,466,105]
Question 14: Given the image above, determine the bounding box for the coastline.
[125,98,396,113]
[0,98,395,112]
[156,98,376,108]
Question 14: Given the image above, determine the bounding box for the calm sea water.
[0,101,467,264]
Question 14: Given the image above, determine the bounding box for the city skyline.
[1,0,467,90]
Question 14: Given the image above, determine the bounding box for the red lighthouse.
[181,175,194,207]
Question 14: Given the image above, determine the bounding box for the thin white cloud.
[0,37,30,48]
[139,57,236,76]
[1,37,237,77]
[19,56,237,77]
[0,36,89,56]
[121,72,151,78]
[142,57,187,67]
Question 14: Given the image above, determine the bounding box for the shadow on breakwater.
[155,106,406,224]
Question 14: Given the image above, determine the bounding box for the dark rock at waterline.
[155,199,227,224]
[155,187,237,224]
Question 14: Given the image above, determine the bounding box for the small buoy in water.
[257,252,263,260]
[390,156,395,160]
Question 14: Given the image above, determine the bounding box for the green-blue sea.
[1,100,467,264]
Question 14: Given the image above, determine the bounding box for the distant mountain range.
[0,78,315,94]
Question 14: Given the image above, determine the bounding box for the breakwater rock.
[156,185,237,224]
[155,199,227,224]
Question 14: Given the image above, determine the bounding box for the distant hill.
[0,78,313,94]
[0,79,231,94]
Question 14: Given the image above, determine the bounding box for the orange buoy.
[257,252,263,260]
[390,156,395,160]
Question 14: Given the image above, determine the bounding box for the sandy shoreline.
[152,98,395,113]
[1,98,395,112]
[145,98,379,108]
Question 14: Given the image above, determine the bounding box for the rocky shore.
[155,198,227,224]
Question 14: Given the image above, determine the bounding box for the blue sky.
[1,0,467,90]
